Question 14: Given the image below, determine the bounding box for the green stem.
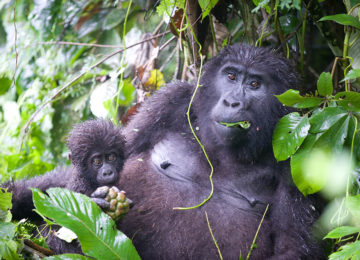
[255,9,273,47]
[347,3,360,14]
[299,1,308,75]
[205,211,223,260]
[246,204,269,260]
[343,26,351,92]
[115,0,133,124]
[173,9,215,211]
[209,14,219,53]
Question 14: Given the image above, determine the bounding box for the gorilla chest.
[151,133,278,215]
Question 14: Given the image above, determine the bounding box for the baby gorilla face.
[89,152,121,185]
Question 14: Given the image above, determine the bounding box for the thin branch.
[159,35,176,51]
[11,0,18,89]
[21,31,170,146]
[24,239,54,256]
[38,41,124,48]
[159,40,177,72]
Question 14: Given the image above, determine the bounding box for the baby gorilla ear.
[68,153,73,163]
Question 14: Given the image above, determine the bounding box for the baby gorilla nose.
[103,169,114,176]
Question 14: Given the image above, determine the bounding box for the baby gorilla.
[6,119,126,220]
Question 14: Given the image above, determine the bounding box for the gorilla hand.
[91,186,133,221]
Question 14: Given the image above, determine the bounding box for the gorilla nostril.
[223,99,230,106]
[231,102,240,107]
[104,171,113,176]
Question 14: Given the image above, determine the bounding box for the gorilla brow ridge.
[67,120,125,167]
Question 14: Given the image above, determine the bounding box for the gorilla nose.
[103,170,114,176]
[223,99,240,108]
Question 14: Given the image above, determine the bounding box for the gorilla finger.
[91,198,110,210]
[127,198,134,208]
[90,186,110,198]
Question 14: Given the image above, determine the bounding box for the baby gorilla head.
[67,119,126,186]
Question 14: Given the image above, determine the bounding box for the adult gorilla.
[109,44,324,259]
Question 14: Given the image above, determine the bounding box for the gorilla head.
[67,119,126,186]
[195,44,298,161]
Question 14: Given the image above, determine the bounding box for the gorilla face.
[209,62,275,146]
[88,151,121,185]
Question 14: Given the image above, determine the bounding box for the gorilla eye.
[250,81,259,88]
[92,157,102,166]
[227,73,236,81]
[108,153,117,162]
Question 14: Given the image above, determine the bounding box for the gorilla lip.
[219,121,251,130]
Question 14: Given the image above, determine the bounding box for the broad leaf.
[273,112,310,161]
[319,14,360,29]
[275,90,323,108]
[341,69,360,82]
[346,195,360,219]
[45,254,91,260]
[325,226,360,239]
[290,134,324,196]
[0,189,12,212]
[329,240,360,260]
[314,115,351,154]
[198,0,219,19]
[335,91,360,112]
[0,240,21,260]
[32,188,140,260]
[279,14,299,35]
[0,76,12,95]
[317,72,333,96]
[0,222,16,240]
[309,107,348,133]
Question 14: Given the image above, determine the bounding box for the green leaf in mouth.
[220,121,251,129]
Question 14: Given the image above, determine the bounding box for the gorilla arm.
[5,168,71,220]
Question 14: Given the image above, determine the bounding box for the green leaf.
[0,222,16,240]
[103,9,127,30]
[341,69,360,82]
[0,21,6,46]
[290,134,324,196]
[329,240,360,260]
[219,121,251,129]
[0,76,12,95]
[275,89,323,108]
[279,14,299,35]
[0,189,12,212]
[319,14,360,29]
[32,188,140,260]
[314,115,350,153]
[325,226,360,239]
[346,195,360,219]
[0,240,21,260]
[198,0,219,19]
[317,72,333,96]
[45,254,91,260]
[273,112,310,161]
[309,107,348,133]
[335,91,360,112]
[117,79,136,106]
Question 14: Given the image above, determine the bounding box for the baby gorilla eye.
[250,81,259,88]
[92,157,102,166]
[108,153,117,162]
[228,73,236,81]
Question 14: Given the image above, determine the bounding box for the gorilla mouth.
[219,121,251,130]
